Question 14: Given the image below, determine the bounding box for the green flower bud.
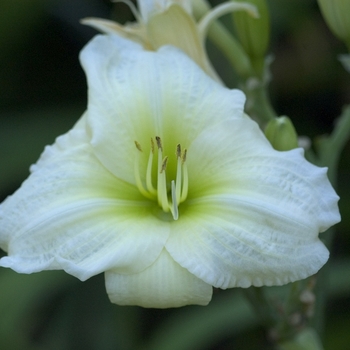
[264,116,298,151]
[232,0,270,74]
[318,0,350,50]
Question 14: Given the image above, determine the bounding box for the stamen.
[146,138,156,195]
[158,157,169,212]
[160,157,169,208]
[134,137,188,219]
[134,141,142,152]
[155,137,167,211]
[175,144,182,204]
[180,149,189,202]
[176,144,182,158]
[170,180,179,220]
[155,136,163,151]
[161,156,168,173]
[182,149,187,164]
[156,137,163,207]
[134,142,154,200]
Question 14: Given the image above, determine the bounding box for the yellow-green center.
[134,136,188,220]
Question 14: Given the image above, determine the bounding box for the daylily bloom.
[81,0,257,81]
[0,34,340,308]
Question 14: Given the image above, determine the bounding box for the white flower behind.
[81,0,257,81]
[0,34,340,308]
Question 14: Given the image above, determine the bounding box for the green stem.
[316,104,350,186]
[311,255,331,336]
[242,77,276,124]
[206,20,253,79]
[242,287,277,328]
[314,105,350,250]
[311,105,350,336]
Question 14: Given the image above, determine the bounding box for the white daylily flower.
[0,34,340,308]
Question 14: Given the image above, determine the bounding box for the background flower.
[81,0,257,81]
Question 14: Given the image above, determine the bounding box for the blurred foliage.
[0,0,349,349]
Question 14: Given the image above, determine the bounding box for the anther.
[161,156,168,173]
[176,144,181,158]
[182,149,187,163]
[135,141,142,152]
[155,136,162,151]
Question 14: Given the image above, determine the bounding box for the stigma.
[134,137,188,220]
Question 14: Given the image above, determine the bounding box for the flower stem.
[316,104,350,186]
[310,105,350,336]
[242,287,277,329]
[241,76,276,124]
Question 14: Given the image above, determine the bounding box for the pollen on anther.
[182,149,187,163]
[155,136,163,151]
[134,141,142,152]
[176,144,181,158]
[161,156,168,173]
[150,138,155,154]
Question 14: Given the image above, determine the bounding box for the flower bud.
[318,0,350,50]
[264,116,298,151]
[232,0,270,73]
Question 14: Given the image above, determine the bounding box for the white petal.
[166,118,340,289]
[105,249,212,308]
[81,17,146,45]
[79,34,245,183]
[0,120,169,280]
